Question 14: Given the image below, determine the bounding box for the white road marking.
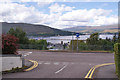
[38,61,75,66]
[28,52,32,54]
[38,61,44,64]
[23,52,32,57]
[24,55,27,56]
[55,64,68,74]
[44,62,50,65]
[63,62,69,65]
[54,62,59,65]
[39,62,42,64]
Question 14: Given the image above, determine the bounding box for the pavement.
[2,50,119,79]
[94,64,118,78]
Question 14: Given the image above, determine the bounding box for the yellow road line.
[85,63,115,79]
[84,67,94,78]
[24,60,38,71]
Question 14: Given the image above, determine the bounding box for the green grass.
[2,66,28,74]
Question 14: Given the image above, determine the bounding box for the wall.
[2,55,22,71]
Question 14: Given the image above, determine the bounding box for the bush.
[114,43,120,55]
[69,40,86,51]
[19,39,48,50]
[114,43,120,78]
[69,40,113,51]
[2,34,19,54]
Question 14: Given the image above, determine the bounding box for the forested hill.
[1,22,75,36]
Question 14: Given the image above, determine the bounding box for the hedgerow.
[114,43,120,79]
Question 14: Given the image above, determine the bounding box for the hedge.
[69,40,113,51]
[114,43,120,78]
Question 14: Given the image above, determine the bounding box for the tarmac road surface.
[2,50,117,78]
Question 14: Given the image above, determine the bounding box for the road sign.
[76,33,80,38]
[76,33,80,52]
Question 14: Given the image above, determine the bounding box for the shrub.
[2,34,19,54]
[114,43,120,78]
[114,43,120,55]
[19,39,48,50]
[69,40,86,51]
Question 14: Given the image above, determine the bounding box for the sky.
[0,0,118,29]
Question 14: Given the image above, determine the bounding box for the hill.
[63,24,118,33]
[1,22,75,36]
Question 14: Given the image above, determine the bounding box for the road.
[3,50,116,78]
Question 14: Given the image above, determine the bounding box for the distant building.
[53,44,64,50]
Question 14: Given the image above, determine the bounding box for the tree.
[112,33,117,43]
[28,39,48,50]
[8,28,15,35]
[118,31,120,43]
[98,39,113,50]
[36,40,47,50]
[86,32,99,45]
[7,28,29,44]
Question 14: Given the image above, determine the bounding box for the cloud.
[60,9,112,22]
[88,15,118,26]
[55,8,117,28]
[0,0,119,2]
[0,2,118,29]
[49,3,75,13]
[36,0,56,7]
[0,2,48,23]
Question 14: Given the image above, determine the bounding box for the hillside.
[63,24,118,33]
[1,22,75,36]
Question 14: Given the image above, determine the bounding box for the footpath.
[93,64,118,79]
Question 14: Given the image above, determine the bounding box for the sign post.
[76,33,80,52]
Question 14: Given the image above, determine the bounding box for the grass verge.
[2,66,28,74]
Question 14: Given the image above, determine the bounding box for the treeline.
[28,32,76,37]
[70,32,120,51]
[7,28,48,50]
